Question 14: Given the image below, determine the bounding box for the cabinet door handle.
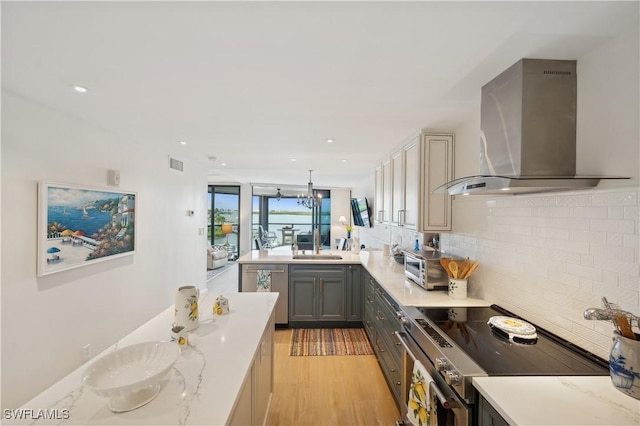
[320,278,323,293]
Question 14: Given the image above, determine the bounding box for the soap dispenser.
[414,239,420,251]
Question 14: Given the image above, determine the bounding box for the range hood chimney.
[439,58,627,195]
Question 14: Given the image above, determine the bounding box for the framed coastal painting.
[37,182,137,277]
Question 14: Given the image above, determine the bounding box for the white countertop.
[12,292,278,425]
[473,376,640,426]
[238,249,490,308]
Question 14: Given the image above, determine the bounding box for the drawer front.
[289,264,346,275]
[375,335,402,407]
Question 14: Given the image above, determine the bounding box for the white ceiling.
[3,1,638,188]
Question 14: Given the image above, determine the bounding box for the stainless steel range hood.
[438,59,627,196]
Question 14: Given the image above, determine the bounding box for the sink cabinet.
[288,265,347,322]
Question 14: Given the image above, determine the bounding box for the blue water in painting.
[48,206,113,237]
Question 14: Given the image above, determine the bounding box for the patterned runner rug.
[289,328,374,356]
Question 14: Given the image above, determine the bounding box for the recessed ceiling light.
[326,139,334,143]
[179,141,187,145]
[290,158,297,162]
[341,159,348,163]
[221,162,227,166]
[501,187,511,191]
[72,85,88,93]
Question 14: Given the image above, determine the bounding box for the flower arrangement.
[345,224,353,232]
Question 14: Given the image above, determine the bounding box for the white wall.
[1,92,208,409]
[443,23,640,359]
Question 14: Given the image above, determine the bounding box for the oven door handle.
[393,331,450,409]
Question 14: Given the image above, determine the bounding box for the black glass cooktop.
[415,305,609,376]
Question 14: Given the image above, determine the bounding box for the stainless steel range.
[394,304,609,425]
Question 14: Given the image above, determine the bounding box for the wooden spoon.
[458,258,471,279]
[449,261,458,279]
[616,314,636,340]
[440,258,450,275]
[462,261,479,279]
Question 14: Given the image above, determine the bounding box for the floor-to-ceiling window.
[208,185,240,260]
[252,186,331,249]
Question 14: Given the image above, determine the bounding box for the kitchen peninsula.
[9,292,278,425]
[238,249,639,426]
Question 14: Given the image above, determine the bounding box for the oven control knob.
[444,370,461,386]
[434,358,448,371]
[395,311,410,326]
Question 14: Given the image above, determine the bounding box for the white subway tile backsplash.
[607,206,624,219]
[589,218,635,233]
[592,191,637,206]
[624,205,640,220]
[545,216,591,230]
[605,232,624,246]
[443,188,639,359]
[538,206,571,217]
[570,206,608,218]
[556,194,593,207]
[569,229,607,243]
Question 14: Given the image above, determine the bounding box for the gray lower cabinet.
[289,265,347,322]
[346,264,362,321]
[478,395,509,426]
[363,271,403,409]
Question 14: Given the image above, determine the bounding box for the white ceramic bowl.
[82,341,180,412]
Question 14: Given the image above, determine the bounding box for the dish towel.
[256,270,271,292]
[407,359,437,426]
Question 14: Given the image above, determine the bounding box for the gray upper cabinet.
[288,265,347,322]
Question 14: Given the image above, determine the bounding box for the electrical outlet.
[82,344,91,361]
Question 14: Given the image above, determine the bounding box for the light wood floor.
[267,329,400,426]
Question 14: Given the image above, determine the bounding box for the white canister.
[213,295,230,315]
[382,244,390,257]
[175,285,200,331]
[448,278,468,299]
[170,325,189,349]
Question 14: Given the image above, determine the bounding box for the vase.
[347,231,351,239]
[175,285,200,331]
[609,331,640,400]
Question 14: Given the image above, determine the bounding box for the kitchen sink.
[292,254,343,260]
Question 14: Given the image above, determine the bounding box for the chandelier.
[297,170,322,209]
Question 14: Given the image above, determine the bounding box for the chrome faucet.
[314,227,320,254]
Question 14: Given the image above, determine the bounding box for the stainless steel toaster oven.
[404,251,449,290]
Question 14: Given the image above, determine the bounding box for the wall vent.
[543,69,572,75]
[169,157,184,172]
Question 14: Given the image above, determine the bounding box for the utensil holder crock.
[609,331,640,400]
[448,278,467,299]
